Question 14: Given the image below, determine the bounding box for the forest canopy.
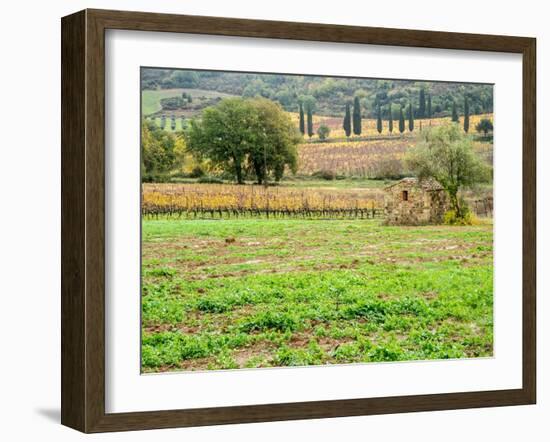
[141,68,493,118]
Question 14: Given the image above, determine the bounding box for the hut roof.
[385,177,444,191]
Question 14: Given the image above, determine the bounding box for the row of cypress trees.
[298,93,472,139]
[298,102,315,138]
[344,94,471,136]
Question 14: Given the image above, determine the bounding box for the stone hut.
[384,177,449,225]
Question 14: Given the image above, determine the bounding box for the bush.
[197,175,224,184]
[160,96,186,110]
[475,118,493,135]
[369,158,405,180]
[443,208,479,226]
[317,124,330,141]
[142,172,170,183]
[312,170,336,180]
[189,166,205,178]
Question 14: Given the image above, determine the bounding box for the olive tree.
[475,118,493,135]
[317,124,330,141]
[405,124,491,218]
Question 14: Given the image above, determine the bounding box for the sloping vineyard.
[297,139,412,177]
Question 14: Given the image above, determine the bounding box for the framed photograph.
[61,9,536,433]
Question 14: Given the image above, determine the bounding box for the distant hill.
[141,68,493,119]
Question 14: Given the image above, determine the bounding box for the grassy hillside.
[141,68,493,118]
[142,88,237,117]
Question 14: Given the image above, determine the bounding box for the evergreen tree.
[307,105,313,138]
[408,102,414,132]
[352,96,362,135]
[451,101,459,122]
[376,102,383,134]
[475,118,493,135]
[418,88,426,118]
[463,97,470,133]
[427,94,432,118]
[343,102,351,138]
[299,102,305,135]
[398,104,405,133]
[388,104,393,133]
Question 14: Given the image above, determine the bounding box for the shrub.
[189,165,205,178]
[160,96,186,110]
[317,124,330,141]
[197,175,224,184]
[443,207,479,226]
[475,118,493,135]
[369,158,405,180]
[312,169,336,180]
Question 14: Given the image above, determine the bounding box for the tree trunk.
[449,191,462,216]
[234,159,244,184]
[252,159,263,185]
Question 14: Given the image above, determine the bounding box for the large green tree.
[186,97,299,184]
[427,94,432,118]
[388,104,393,133]
[352,96,362,135]
[141,119,176,180]
[247,98,301,183]
[408,102,414,132]
[406,124,491,217]
[343,102,352,138]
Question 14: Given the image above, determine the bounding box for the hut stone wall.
[384,178,448,225]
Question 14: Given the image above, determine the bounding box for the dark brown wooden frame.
[61,8,536,433]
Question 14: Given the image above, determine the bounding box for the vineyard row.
[142,205,384,220]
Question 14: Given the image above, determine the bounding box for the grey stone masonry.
[384,177,449,225]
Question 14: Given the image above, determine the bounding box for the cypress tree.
[376,103,383,134]
[398,104,405,134]
[388,104,393,133]
[352,96,362,135]
[307,105,313,138]
[427,94,432,118]
[299,102,305,135]
[343,102,352,138]
[464,97,470,133]
[408,102,414,132]
[418,88,426,118]
[451,101,459,122]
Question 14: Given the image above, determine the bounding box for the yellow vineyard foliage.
[142,183,384,217]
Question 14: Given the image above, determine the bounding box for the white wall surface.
[0,0,547,440]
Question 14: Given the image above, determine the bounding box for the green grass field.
[141,218,493,372]
[142,88,237,117]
